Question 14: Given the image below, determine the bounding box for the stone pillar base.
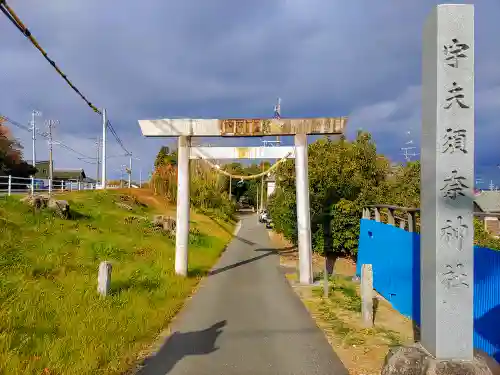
[381,343,500,375]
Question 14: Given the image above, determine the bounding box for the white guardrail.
[0,175,97,196]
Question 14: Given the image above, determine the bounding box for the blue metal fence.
[356,219,500,361]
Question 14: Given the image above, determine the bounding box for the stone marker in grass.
[97,261,112,297]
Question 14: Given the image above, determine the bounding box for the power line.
[1,1,133,166]
[0,113,97,164]
[0,1,101,115]
[106,119,130,155]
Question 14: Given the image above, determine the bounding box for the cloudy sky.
[1,0,499,187]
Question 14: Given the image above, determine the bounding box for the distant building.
[33,161,86,182]
[474,191,500,237]
[474,191,500,213]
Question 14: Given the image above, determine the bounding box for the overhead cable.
[0,1,102,115]
[106,120,130,155]
[0,114,97,164]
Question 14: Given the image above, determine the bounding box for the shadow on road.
[203,211,256,246]
[208,247,296,276]
[135,320,227,375]
[254,246,296,254]
[209,249,275,276]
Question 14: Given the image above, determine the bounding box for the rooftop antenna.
[400,130,418,162]
[259,97,283,209]
[274,97,281,146]
[489,180,495,191]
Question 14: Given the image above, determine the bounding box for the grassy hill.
[0,189,235,375]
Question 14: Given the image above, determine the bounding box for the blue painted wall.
[356,219,500,361]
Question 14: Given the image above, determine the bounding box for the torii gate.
[138,117,347,284]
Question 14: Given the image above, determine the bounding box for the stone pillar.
[407,212,415,233]
[175,136,190,276]
[420,4,474,360]
[361,264,374,327]
[399,219,406,230]
[387,208,395,225]
[295,133,313,285]
[383,7,494,375]
[97,261,112,297]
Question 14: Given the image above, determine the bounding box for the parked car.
[265,217,273,229]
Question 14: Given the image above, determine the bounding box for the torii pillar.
[137,117,347,284]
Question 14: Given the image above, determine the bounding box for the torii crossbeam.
[138,117,348,284]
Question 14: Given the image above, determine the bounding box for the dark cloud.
[1,0,499,184]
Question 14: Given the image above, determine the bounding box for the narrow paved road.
[137,214,347,375]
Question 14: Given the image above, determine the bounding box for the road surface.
[136,214,347,375]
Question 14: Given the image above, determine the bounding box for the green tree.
[382,160,421,207]
[151,145,236,220]
[0,123,36,177]
[154,146,177,168]
[268,132,389,258]
[474,218,500,250]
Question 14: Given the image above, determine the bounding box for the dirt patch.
[268,230,414,375]
[122,189,175,215]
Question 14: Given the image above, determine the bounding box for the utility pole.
[101,109,107,189]
[270,97,282,202]
[89,137,101,184]
[401,130,418,162]
[96,137,100,184]
[31,110,42,167]
[128,154,140,188]
[274,97,281,145]
[45,119,58,181]
[128,153,132,188]
[256,185,259,212]
[120,165,126,188]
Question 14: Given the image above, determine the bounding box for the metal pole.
[31,111,36,167]
[47,120,55,181]
[7,175,11,196]
[95,137,100,185]
[128,154,132,188]
[101,109,107,189]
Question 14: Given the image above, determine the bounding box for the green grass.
[312,276,402,347]
[0,190,234,375]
